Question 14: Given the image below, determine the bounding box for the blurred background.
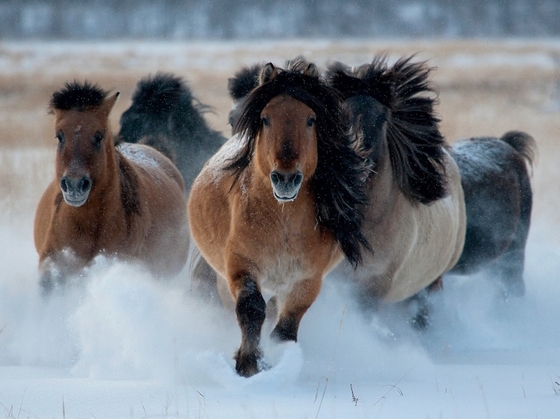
[1,1,559,238]
[2,0,560,40]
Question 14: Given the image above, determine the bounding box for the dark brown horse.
[449,131,535,297]
[118,73,226,195]
[34,81,190,291]
[188,60,370,377]
[326,57,466,318]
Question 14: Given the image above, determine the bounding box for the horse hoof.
[234,350,263,378]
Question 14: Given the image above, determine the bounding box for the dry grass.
[1,39,559,242]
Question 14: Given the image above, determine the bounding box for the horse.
[227,63,263,133]
[448,131,535,297]
[188,59,371,377]
[117,73,226,195]
[326,57,467,323]
[34,81,190,292]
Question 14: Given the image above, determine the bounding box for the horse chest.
[235,200,325,293]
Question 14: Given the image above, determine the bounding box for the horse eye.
[307,117,316,127]
[93,131,105,146]
[56,132,65,146]
[261,116,270,127]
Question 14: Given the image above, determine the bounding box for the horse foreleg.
[38,251,85,295]
[231,275,266,377]
[270,277,321,342]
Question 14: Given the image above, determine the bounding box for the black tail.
[500,131,537,173]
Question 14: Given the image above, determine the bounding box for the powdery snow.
[0,219,559,418]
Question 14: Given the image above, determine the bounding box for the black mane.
[118,72,225,194]
[228,64,263,100]
[327,56,448,205]
[128,73,188,114]
[50,81,108,112]
[229,66,371,267]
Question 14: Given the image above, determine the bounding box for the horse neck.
[366,151,405,221]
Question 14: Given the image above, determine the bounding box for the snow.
[1,40,560,418]
[0,216,559,418]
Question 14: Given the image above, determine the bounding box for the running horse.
[34,81,190,291]
[326,57,467,322]
[188,60,370,377]
[449,131,535,297]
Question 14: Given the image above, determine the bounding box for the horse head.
[50,82,118,207]
[117,73,183,145]
[257,62,321,202]
[231,61,322,203]
[227,58,371,266]
[327,56,448,204]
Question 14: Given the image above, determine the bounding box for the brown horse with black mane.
[188,60,370,377]
[34,81,189,291]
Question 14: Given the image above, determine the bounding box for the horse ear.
[259,63,278,85]
[303,63,320,78]
[98,92,120,116]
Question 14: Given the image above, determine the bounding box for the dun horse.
[34,81,189,291]
[326,57,466,322]
[118,73,226,194]
[188,61,370,377]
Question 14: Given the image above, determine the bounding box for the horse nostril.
[270,171,283,185]
[60,177,68,192]
[79,177,91,193]
[292,172,303,187]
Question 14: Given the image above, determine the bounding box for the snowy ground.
[0,40,559,418]
[1,221,559,419]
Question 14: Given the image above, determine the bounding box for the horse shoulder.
[188,157,233,276]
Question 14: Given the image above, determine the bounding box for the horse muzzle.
[59,175,92,207]
[270,170,303,202]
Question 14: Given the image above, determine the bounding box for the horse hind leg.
[492,171,532,299]
[270,277,322,342]
[409,277,443,330]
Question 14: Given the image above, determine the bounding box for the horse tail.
[500,131,537,174]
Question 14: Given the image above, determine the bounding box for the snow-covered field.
[0,40,559,418]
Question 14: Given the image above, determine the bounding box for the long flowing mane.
[50,81,108,112]
[228,65,371,267]
[327,56,448,204]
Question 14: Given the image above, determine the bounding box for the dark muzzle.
[60,175,92,207]
[270,170,303,202]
